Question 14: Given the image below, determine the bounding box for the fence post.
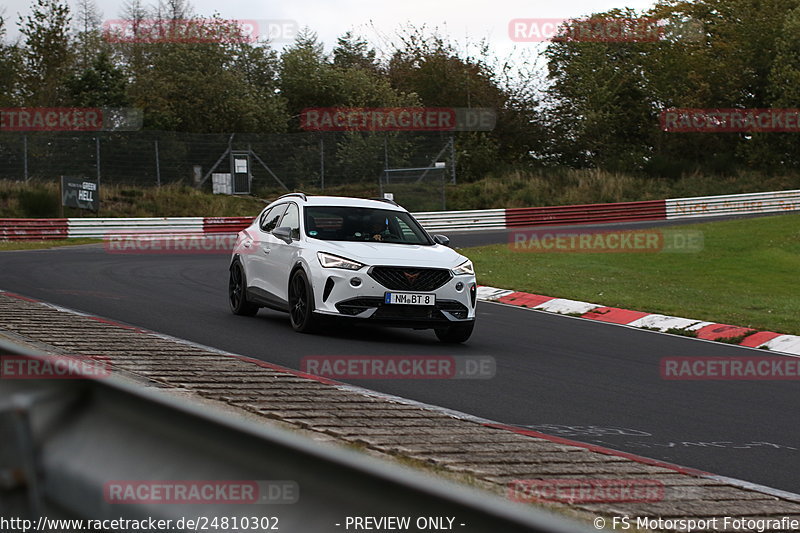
[450,135,456,185]
[319,135,325,191]
[380,135,389,196]
[95,137,101,185]
[155,140,161,187]
[23,135,28,181]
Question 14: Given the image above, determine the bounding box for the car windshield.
[304,206,432,245]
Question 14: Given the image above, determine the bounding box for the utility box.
[212,173,233,195]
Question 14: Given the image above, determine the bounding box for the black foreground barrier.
[0,340,592,533]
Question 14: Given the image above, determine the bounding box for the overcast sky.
[3,0,656,58]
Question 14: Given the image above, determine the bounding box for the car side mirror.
[433,234,450,246]
[272,226,293,244]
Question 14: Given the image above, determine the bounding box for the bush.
[19,189,58,217]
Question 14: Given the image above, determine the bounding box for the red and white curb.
[477,286,800,356]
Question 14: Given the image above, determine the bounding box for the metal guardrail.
[68,217,205,238]
[665,189,800,219]
[414,209,507,232]
[203,216,256,233]
[0,340,591,533]
[506,200,666,228]
[2,189,800,240]
[0,218,68,240]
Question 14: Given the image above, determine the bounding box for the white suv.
[228,194,477,343]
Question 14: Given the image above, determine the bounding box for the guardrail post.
[95,137,101,186]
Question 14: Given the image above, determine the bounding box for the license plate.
[384,292,436,306]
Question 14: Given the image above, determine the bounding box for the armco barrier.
[68,217,205,238]
[0,340,590,533]
[666,189,800,219]
[414,208,506,232]
[0,218,68,240]
[2,189,799,240]
[506,200,665,228]
[203,216,255,233]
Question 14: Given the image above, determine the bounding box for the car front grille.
[368,267,452,291]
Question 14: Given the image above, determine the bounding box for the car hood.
[313,240,467,269]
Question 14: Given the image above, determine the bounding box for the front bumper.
[311,265,477,328]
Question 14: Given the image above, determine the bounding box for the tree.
[126,15,288,132]
[333,32,380,74]
[17,0,74,106]
[73,0,103,71]
[541,0,800,174]
[67,49,128,106]
[755,4,800,168]
[0,13,22,106]
[388,27,504,108]
[543,10,666,171]
[278,28,339,117]
[387,26,540,179]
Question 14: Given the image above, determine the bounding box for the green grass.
[465,214,800,336]
[0,238,103,251]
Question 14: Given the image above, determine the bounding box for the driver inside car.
[369,215,392,241]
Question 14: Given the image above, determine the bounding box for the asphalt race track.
[1,219,798,494]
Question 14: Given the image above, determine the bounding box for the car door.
[239,206,269,284]
[265,202,301,304]
[249,203,287,298]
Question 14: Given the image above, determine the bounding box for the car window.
[257,207,271,228]
[279,203,300,240]
[304,206,432,245]
[260,204,287,233]
[396,219,418,239]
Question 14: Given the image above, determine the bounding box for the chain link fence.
[0,131,457,211]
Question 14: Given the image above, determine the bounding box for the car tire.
[288,269,319,333]
[434,321,474,343]
[229,262,259,316]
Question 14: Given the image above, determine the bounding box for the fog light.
[350,277,362,287]
[455,281,464,291]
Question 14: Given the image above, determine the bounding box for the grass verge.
[0,238,102,251]
[465,213,800,336]
[2,169,800,216]
[0,181,267,218]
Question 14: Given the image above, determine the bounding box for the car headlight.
[317,252,364,270]
[452,259,474,276]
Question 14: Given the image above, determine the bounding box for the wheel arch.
[288,261,317,307]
